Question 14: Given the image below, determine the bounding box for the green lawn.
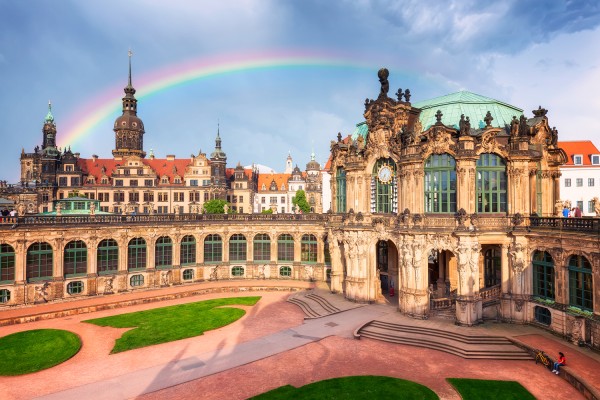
[0,329,82,375]
[251,376,439,399]
[447,378,535,400]
[84,296,260,353]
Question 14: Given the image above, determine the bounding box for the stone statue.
[509,243,525,293]
[161,270,171,286]
[593,197,600,216]
[510,116,519,136]
[89,202,96,215]
[55,203,62,216]
[17,202,26,216]
[104,276,114,294]
[223,204,229,214]
[34,282,49,303]
[378,68,389,98]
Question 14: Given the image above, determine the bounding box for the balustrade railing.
[480,284,501,303]
[430,296,454,310]
[529,216,600,233]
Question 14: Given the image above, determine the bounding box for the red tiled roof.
[226,167,254,180]
[77,157,193,185]
[558,141,600,166]
[257,173,290,192]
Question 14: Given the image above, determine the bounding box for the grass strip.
[447,378,536,400]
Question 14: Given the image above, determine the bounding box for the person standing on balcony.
[562,206,569,218]
[574,207,582,217]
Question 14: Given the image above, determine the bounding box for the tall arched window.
[253,234,271,262]
[97,239,118,274]
[229,234,247,262]
[128,238,146,271]
[26,242,53,280]
[533,251,554,300]
[535,162,543,215]
[0,244,15,282]
[155,236,172,269]
[424,154,456,213]
[180,235,196,266]
[301,234,317,263]
[476,153,507,213]
[278,234,294,262]
[371,158,397,213]
[568,255,593,311]
[336,167,346,213]
[64,240,87,277]
[204,234,222,263]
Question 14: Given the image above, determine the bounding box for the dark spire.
[122,49,137,114]
[210,122,227,160]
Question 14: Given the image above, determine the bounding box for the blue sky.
[1,0,599,182]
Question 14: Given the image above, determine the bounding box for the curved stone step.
[357,320,532,360]
[305,293,341,314]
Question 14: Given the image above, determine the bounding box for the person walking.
[552,351,566,374]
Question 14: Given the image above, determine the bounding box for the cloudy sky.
[1,0,599,182]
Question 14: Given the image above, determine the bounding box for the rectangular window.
[124,169,130,176]
[129,179,138,187]
[239,207,243,213]
[41,193,49,202]
[70,177,80,186]
[564,178,571,187]
[588,201,594,213]
[588,178,594,187]
[114,192,124,202]
[190,179,198,186]
[577,200,583,211]
[204,192,209,202]
[573,155,583,165]
[115,180,123,187]
[59,177,68,186]
[143,192,154,202]
[576,178,583,187]
[281,196,286,203]
[144,179,153,187]
[158,192,168,202]
[129,192,139,202]
[239,195,243,203]
[261,197,266,204]
[270,196,277,204]
[174,192,184,202]
[87,193,95,200]
[592,155,600,165]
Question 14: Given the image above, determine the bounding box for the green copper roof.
[413,91,523,131]
[351,91,523,140]
[45,101,54,123]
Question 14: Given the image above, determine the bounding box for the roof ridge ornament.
[532,105,548,118]
[378,68,389,99]
[435,109,443,124]
[484,111,493,128]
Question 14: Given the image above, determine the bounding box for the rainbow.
[57,50,424,148]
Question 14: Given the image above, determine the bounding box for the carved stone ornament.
[532,106,548,118]
[512,213,524,226]
[421,128,454,156]
[514,298,524,312]
[455,208,468,227]
[479,130,498,153]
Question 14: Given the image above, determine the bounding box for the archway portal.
[428,249,454,298]
[376,240,398,297]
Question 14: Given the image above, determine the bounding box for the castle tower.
[210,124,227,188]
[42,102,57,150]
[284,151,293,174]
[112,50,146,159]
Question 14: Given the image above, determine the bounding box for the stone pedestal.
[455,296,482,326]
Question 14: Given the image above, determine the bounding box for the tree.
[203,199,229,214]
[261,208,273,214]
[292,189,311,213]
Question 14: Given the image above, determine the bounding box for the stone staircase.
[287,291,342,319]
[355,320,532,360]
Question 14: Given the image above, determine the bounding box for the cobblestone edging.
[508,337,600,400]
[0,285,307,327]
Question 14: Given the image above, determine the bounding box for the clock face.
[377,165,393,184]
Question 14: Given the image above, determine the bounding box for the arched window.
[229,234,247,262]
[180,235,196,266]
[182,268,194,280]
[64,240,87,277]
[568,255,593,311]
[0,244,15,282]
[26,242,53,280]
[533,251,554,300]
[424,154,456,213]
[371,158,397,213]
[476,153,507,213]
[204,234,222,263]
[97,239,118,274]
[324,237,331,266]
[278,234,294,262]
[253,234,271,262]
[483,248,501,288]
[301,234,317,263]
[155,236,172,269]
[128,238,146,271]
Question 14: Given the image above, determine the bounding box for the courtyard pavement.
[0,280,598,400]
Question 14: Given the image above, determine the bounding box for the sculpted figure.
[593,197,600,216]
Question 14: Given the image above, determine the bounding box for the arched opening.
[376,239,398,301]
[483,247,501,288]
[428,249,454,301]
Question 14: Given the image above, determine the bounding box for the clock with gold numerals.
[377,165,393,184]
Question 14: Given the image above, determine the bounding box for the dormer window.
[261,184,266,190]
[592,155,600,165]
[65,165,74,172]
[281,184,286,190]
[174,177,181,184]
[573,155,583,165]
[161,177,169,184]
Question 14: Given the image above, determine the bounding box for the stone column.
[500,244,509,294]
[222,234,230,263]
[146,237,156,271]
[53,238,64,279]
[329,232,343,293]
[15,239,26,283]
[197,234,204,265]
[454,237,483,326]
